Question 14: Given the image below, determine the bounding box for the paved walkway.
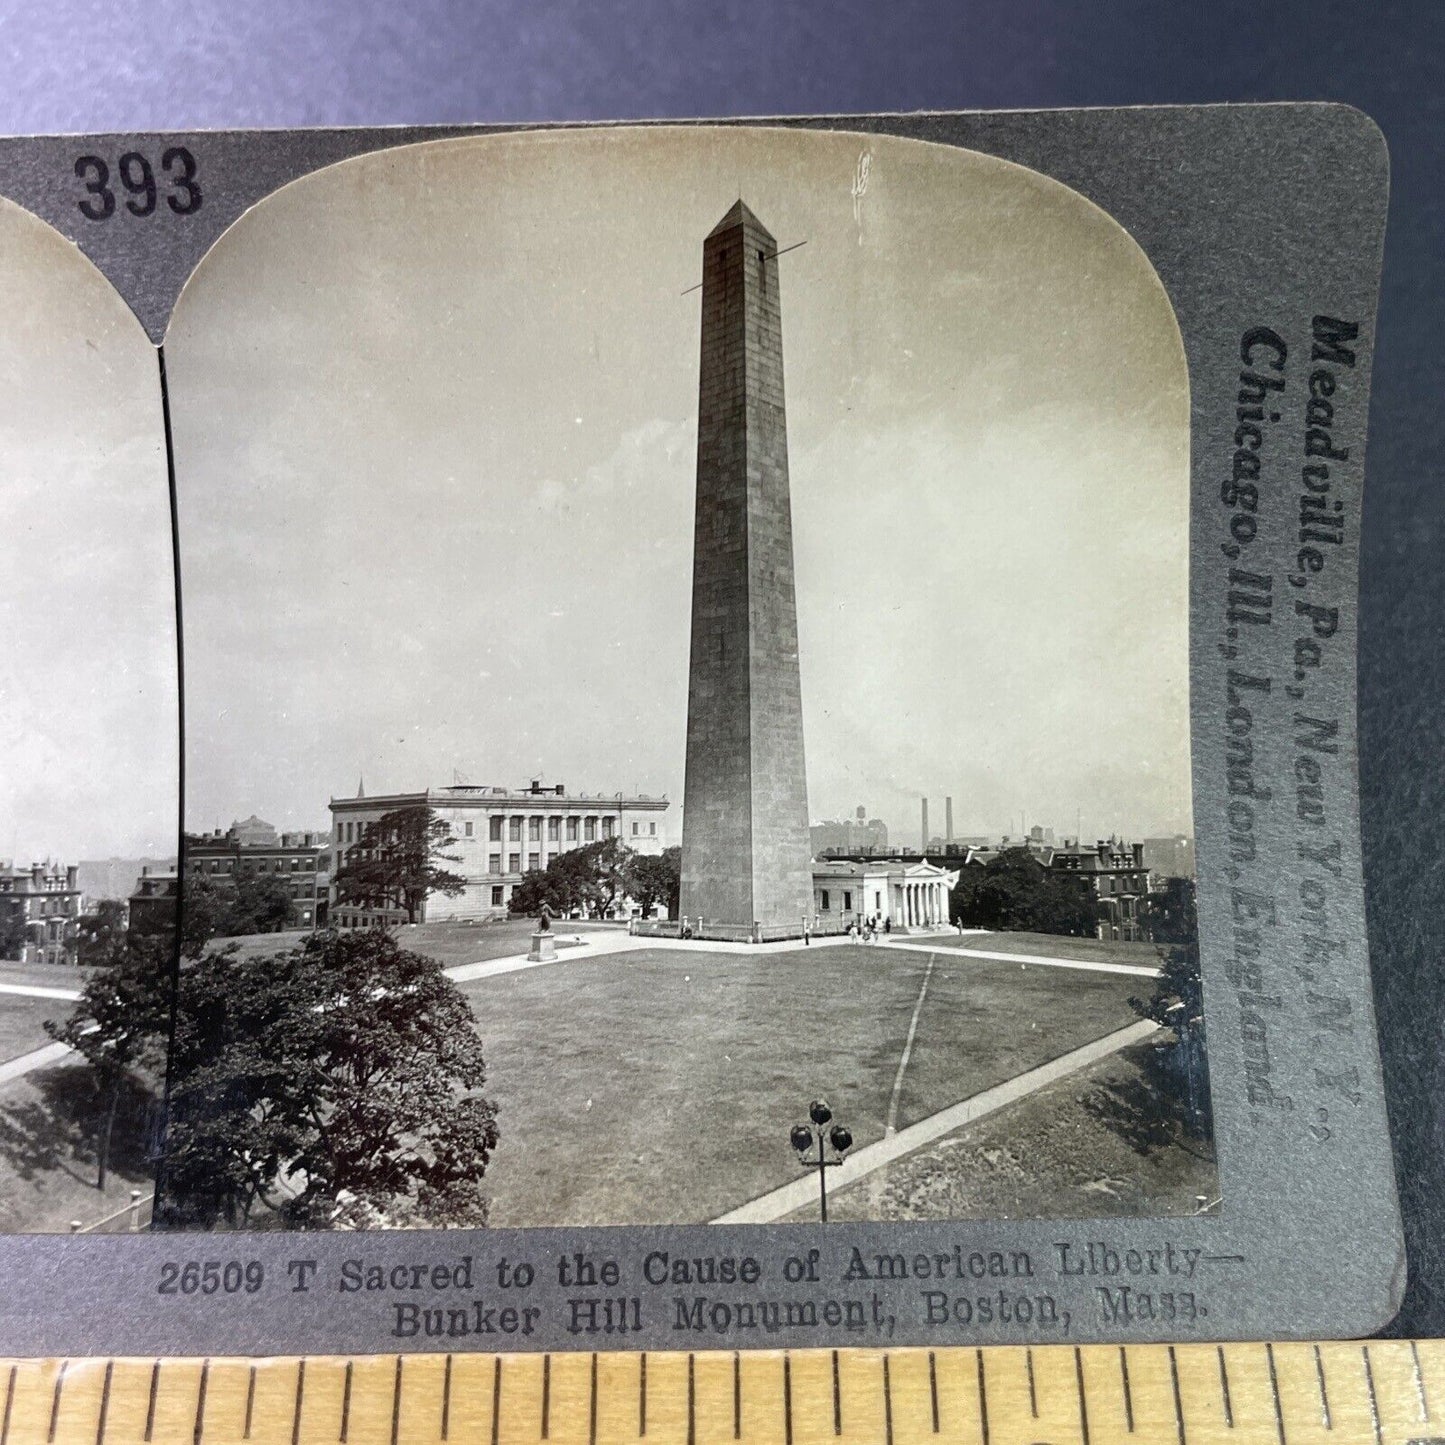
[879,938,1161,978]
[0,982,82,1002]
[710,1017,1161,1223]
[0,1040,73,1088]
[442,924,910,983]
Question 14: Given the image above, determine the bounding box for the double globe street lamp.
[790,1099,853,1222]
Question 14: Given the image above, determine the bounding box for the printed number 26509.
[157,1260,264,1295]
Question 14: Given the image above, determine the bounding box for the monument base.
[527,930,557,962]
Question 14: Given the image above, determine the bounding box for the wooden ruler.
[3,1341,1442,1445]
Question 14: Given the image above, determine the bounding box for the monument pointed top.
[707,199,774,243]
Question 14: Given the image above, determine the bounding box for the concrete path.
[443,925,870,983]
[0,1041,73,1088]
[0,982,82,1002]
[880,938,1161,978]
[710,1017,1161,1224]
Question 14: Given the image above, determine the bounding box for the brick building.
[1048,838,1153,941]
[0,861,84,965]
[128,864,180,940]
[329,780,669,927]
[184,817,331,930]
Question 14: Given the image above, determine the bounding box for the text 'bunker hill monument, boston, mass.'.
[680,201,814,937]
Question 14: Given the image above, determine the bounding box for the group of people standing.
[846,914,891,944]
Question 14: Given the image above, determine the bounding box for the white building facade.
[329,780,669,926]
[811,858,960,933]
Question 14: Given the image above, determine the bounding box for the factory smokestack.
[945,796,954,842]
[921,798,929,854]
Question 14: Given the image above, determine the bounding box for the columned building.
[329,780,670,926]
[810,858,960,934]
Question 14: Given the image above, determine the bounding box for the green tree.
[45,934,171,1190]
[75,899,130,968]
[509,838,633,919]
[1141,875,1197,946]
[228,870,296,935]
[950,848,1095,937]
[158,928,498,1229]
[624,846,681,918]
[180,871,230,959]
[333,807,465,925]
[1130,880,1209,1139]
[508,866,578,919]
[0,902,30,961]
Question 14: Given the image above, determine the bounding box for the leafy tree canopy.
[509,838,636,918]
[159,927,497,1229]
[75,899,130,969]
[950,848,1096,937]
[333,806,465,925]
[624,847,681,919]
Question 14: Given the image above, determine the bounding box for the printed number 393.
[74,148,201,220]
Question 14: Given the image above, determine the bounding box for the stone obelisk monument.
[680,200,813,933]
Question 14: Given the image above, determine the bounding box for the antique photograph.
[0,195,178,1234]
[7,124,1212,1233]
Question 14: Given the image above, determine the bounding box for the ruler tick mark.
[1266,1343,1286,1445]
[1362,1345,1383,1445]
[146,1362,161,1445]
[96,1361,113,1445]
[48,1359,67,1443]
[733,1352,741,1440]
[1217,1348,1234,1429]
[831,1350,841,1435]
[1075,1347,1091,1445]
[390,1357,403,1445]
[1412,1339,1430,1421]
[290,1360,305,1445]
[339,1360,353,1443]
[193,1359,209,1445]
[3,1363,17,1445]
[1120,1347,1135,1432]
[541,1355,550,1440]
[1168,1346,1186,1445]
[442,1356,452,1442]
[1026,1348,1038,1418]
[782,1353,792,1445]
[689,1354,698,1445]
[243,1366,256,1441]
[589,1354,598,1445]
[928,1351,939,1433]
[490,1358,501,1445]
[975,1350,990,1445]
[638,1353,646,1437]
[1313,1345,1331,1429]
[883,1355,895,1445]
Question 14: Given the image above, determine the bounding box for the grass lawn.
[459,943,1151,1228]
[922,931,1167,968]
[213,917,617,967]
[794,1042,1217,1222]
[0,996,70,1065]
[0,1060,154,1233]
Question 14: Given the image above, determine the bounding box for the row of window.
[195,856,319,874]
[11,896,76,917]
[335,814,657,846]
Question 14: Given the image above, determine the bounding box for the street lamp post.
[790,1099,853,1222]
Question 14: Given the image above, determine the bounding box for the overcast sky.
[0,199,177,862]
[167,125,1191,846]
